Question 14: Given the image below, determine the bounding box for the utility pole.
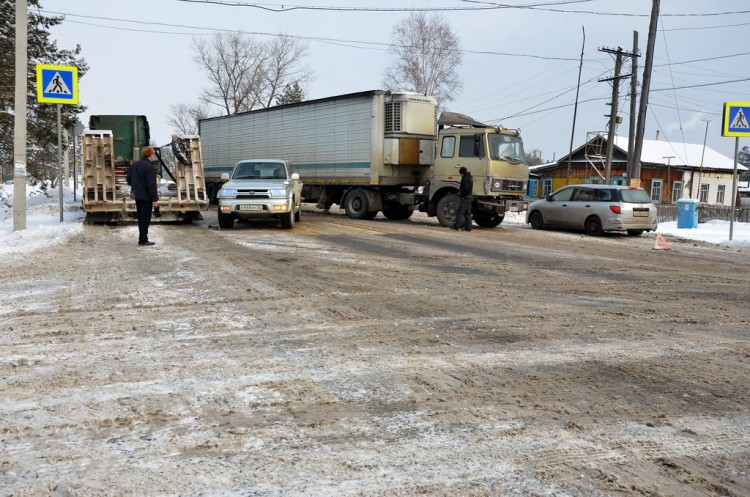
[13,0,28,231]
[633,0,661,181]
[627,31,639,181]
[662,155,674,203]
[565,26,585,186]
[600,46,631,184]
[696,119,710,200]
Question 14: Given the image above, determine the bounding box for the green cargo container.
[89,115,150,162]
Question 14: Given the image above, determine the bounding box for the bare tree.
[167,102,212,136]
[261,36,311,108]
[383,12,463,109]
[191,32,310,116]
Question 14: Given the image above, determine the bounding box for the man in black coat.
[126,146,160,246]
[451,166,473,231]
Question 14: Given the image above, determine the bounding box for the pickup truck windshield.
[233,162,288,180]
[488,134,525,162]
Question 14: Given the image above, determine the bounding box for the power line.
[654,51,750,67]
[464,1,750,16]
[173,0,592,12]
[651,77,750,92]
[659,17,688,162]
[42,10,583,61]
[661,21,750,31]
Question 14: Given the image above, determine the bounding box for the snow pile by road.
[0,181,85,255]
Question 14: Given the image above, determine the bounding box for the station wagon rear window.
[618,188,652,203]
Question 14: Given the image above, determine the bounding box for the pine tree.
[739,145,750,181]
[275,81,305,106]
[0,0,88,182]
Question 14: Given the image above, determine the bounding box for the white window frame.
[542,178,553,197]
[651,179,663,203]
[699,184,709,203]
[671,181,683,204]
[717,184,726,204]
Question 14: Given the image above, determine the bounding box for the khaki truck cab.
[217,159,303,229]
[423,119,529,228]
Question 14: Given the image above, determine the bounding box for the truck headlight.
[219,188,236,197]
[270,189,287,198]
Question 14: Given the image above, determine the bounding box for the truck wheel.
[382,202,413,220]
[281,210,295,229]
[436,193,460,227]
[474,213,504,228]
[218,211,234,229]
[344,189,370,219]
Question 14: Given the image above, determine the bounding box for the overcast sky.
[38,0,750,164]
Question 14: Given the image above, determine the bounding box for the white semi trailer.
[199,90,529,227]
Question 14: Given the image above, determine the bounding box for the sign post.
[722,102,750,241]
[36,64,78,222]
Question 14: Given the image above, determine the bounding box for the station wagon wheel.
[529,211,543,230]
[584,215,603,236]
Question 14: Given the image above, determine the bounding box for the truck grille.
[491,179,526,193]
[236,190,270,199]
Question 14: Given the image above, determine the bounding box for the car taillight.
[609,205,621,214]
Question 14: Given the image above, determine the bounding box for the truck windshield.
[488,134,525,163]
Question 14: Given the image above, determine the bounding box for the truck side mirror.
[291,173,300,180]
[221,173,229,180]
[473,134,481,157]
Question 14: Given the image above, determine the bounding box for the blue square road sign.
[722,102,750,138]
[36,64,78,104]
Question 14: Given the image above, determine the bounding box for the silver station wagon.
[526,184,658,236]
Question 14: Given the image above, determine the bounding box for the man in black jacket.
[126,146,160,246]
[451,166,473,231]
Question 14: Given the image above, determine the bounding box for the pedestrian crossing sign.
[722,101,750,137]
[36,64,78,104]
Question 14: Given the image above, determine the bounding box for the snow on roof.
[613,136,745,171]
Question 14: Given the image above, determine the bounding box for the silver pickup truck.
[217,159,303,229]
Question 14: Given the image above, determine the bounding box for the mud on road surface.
[1,207,749,496]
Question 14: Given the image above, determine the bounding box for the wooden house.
[530,134,746,206]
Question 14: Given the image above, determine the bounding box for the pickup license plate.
[239,205,262,211]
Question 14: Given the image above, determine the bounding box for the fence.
[657,203,750,223]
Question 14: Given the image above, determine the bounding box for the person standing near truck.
[451,166,473,231]
[126,146,159,246]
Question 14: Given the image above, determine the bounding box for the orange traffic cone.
[653,233,671,250]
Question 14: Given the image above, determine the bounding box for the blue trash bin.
[677,198,699,229]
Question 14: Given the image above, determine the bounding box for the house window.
[586,176,603,185]
[671,181,683,203]
[651,179,663,202]
[699,184,709,203]
[717,184,725,204]
[542,178,552,197]
[611,176,627,186]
